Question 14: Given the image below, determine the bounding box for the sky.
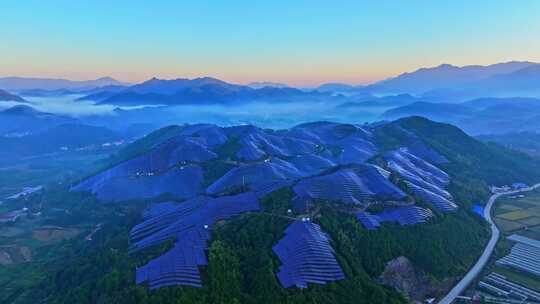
[1,1,540,86]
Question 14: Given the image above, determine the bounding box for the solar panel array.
[356,212,381,230]
[73,122,454,212]
[507,234,540,248]
[397,126,449,164]
[133,192,260,290]
[142,201,180,220]
[479,272,540,302]
[293,165,406,205]
[72,165,204,202]
[272,221,345,288]
[179,124,228,147]
[288,154,336,176]
[164,137,218,164]
[332,136,378,165]
[70,122,462,291]
[288,122,370,144]
[206,158,303,195]
[385,148,457,212]
[136,227,210,289]
[228,126,317,161]
[496,235,540,278]
[292,195,312,213]
[356,205,433,230]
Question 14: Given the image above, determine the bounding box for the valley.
[3,2,540,303]
[2,63,540,304]
[2,115,540,303]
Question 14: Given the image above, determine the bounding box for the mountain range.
[0,76,129,91]
[247,81,289,89]
[369,61,540,101]
[58,116,540,303]
[0,89,26,102]
[380,97,540,135]
[84,77,329,106]
[3,60,540,105]
[369,61,536,94]
[0,105,77,136]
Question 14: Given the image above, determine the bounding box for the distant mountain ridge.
[0,76,129,91]
[379,97,540,135]
[0,89,26,102]
[0,105,77,136]
[90,77,328,106]
[0,123,121,160]
[247,81,289,89]
[315,83,364,93]
[369,61,537,95]
[19,85,128,98]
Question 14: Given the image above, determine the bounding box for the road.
[438,183,540,304]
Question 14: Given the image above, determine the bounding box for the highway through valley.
[438,183,540,304]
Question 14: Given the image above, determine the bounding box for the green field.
[0,151,110,199]
[0,150,117,303]
[479,190,540,294]
[494,190,540,238]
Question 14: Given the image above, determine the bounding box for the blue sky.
[1,1,540,86]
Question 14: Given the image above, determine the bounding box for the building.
[511,183,528,190]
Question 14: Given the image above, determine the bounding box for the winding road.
[438,183,540,304]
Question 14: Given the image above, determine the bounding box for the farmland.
[479,189,540,294]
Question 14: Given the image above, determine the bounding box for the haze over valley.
[3,2,540,304]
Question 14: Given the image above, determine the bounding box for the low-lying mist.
[6,95,393,129]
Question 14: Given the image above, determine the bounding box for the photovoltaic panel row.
[72,165,204,202]
[384,148,457,211]
[206,158,303,195]
[356,205,433,230]
[272,221,345,288]
[133,192,260,290]
[293,165,406,205]
[496,242,540,277]
[131,192,260,252]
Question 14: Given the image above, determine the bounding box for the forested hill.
[375,116,540,202]
[21,117,540,304]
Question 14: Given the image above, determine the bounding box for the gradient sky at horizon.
[2,1,540,86]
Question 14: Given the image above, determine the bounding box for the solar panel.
[384,149,457,212]
[288,154,336,176]
[230,127,318,161]
[142,201,181,220]
[397,127,449,164]
[72,165,204,202]
[293,165,406,205]
[272,221,345,288]
[133,192,261,290]
[357,205,433,230]
[333,136,377,165]
[180,124,229,147]
[206,158,303,195]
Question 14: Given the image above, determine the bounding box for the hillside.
[0,123,122,160]
[381,102,473,122]
[477,132,540,156]
[247,82,289,89]
[0,76,128,91]
[91,77,328,106]
[379,98,540,135]
[16,117,540,304]
[369,61,537,96]
[0,105,77,136]
[0,89,26,102]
